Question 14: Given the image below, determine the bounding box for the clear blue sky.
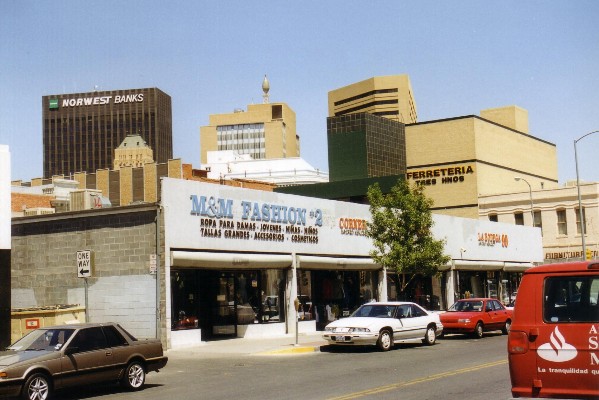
[2,1,598,184]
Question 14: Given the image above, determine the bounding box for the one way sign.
[77,250,93,278]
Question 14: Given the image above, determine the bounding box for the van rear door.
[535,272,599,398]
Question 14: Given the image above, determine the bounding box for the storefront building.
[9,176,542,349]
[162,178,542,348]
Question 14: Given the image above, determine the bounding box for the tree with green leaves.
[366,178,450,296]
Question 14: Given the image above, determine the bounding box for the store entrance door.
[198,271,237,340]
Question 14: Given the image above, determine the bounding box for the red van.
[508,261,599,399]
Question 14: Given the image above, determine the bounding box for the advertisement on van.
[508,262,599,399]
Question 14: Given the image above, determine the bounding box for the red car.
[440,298,512,338]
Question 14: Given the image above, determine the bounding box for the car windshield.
[351,304,396,318]
[7,328,75,351]
[448,300,483,312]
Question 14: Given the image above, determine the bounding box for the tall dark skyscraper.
[42,87,172,178]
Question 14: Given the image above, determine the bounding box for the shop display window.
[171,270,199,330]
[307,270,378,330]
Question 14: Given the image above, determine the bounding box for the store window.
[170,269,286,333]
[229,270,287,325]
[171,270,199,330]
[308,270,378,330]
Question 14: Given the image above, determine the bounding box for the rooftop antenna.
[262,75,270,104]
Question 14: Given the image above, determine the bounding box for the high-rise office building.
[200,77,300,164]
[328,75,417,124]
[42,87,172,178]
[327,113,406,182]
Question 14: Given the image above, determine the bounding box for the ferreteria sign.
[162,178,375,256]
[406,164,475,187]
[49,93,144,109]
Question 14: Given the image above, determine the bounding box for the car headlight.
[458,319,471,323]
[349,327,370,333]
[325,327,334,332]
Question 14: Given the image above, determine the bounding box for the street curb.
[255,345,322,355]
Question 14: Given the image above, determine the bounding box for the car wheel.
[121,360,146,391]
[502,319,512,335]
[422,326,437,346]
[473,322,484,339]
[377,329,393,351]
[21,372,52,400]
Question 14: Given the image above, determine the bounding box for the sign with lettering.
[25,319,40,330]
[163,178,543,262]
[406,164,475,187]
[76,250,93,278]
[49,93,144,109]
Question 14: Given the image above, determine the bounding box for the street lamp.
[574,130,599,260]
[514,176,534,223]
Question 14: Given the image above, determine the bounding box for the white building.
[479,181,599,263]
[162,178,541,348]
[204,150,328,186]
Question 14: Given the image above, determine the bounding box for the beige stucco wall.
[480,105,529,134]
[479,182,599,262]
[328,75,417,124]
[405,115,558,219]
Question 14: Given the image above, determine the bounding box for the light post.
[514,176,534,223]
[574,130,599,260]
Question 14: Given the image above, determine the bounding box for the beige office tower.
[328,75,417,124]
[114,134,154,170]
[200,76,300,164]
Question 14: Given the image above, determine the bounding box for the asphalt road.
[56,333,512,400]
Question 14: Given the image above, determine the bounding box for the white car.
[322,301,443,351]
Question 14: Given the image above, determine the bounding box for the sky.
[1,1,598,184]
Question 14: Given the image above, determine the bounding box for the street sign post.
[76,250,93,322]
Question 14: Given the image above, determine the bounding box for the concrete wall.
[11,206,164,340]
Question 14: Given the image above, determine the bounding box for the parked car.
[0,322,168,400]
[508,261,599,399]
[440,298,512,338]
[322,301,443,351]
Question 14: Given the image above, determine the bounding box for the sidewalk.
[166,332,328,358]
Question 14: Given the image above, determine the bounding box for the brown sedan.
[0,322,167,400]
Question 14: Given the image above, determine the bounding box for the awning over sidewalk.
[297,255,380,270]
[171,251,293,269]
